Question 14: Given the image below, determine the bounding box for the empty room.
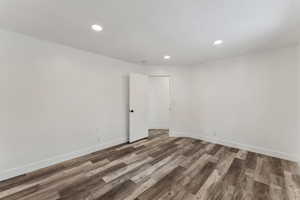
[0,0,300,199]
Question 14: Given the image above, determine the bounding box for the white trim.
[171,131,299,163]
[0,138,128,182]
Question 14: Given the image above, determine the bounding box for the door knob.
[130,109,134,113]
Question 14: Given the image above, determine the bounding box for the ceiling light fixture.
[213,40,223,46]
[91,24,103,32]
[164,55,171,60]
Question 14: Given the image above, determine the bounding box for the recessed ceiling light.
[91,24,103,32]
[164,55,171,60]
[213,40,223,46]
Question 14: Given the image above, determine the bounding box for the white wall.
[0,29,143,180]
[1,28,299,181]
[298,44,300,160]
[186,46,300,161]
[148,76,170,129]
[148,46,300,162]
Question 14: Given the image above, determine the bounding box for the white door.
[129,73,148,143]
[148,76,171,129]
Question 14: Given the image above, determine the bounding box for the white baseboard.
[171,131,299,163]
[0,138,128,182]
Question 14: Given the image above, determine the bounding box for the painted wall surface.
[148,45,300,162]
[188,46,300,161]
[0,29,143,180]
[298,44,300,160]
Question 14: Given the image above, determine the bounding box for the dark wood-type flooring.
[0,133,300,200]
[148,129,169,139]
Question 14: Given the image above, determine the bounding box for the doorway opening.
[148,75,171,138]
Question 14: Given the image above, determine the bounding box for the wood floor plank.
[123,178,156,200]
[185,162,215,194]
[102,157,153,183]
[95,180,137,200]
[131,154,175,184]
[270,186,289,200]
[253,181,271,200]
[193,169,222,200]
[0,130,299,200]
[245,151,257,171]
[137,166,185,200]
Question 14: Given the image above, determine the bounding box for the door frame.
[148,74,172,132]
